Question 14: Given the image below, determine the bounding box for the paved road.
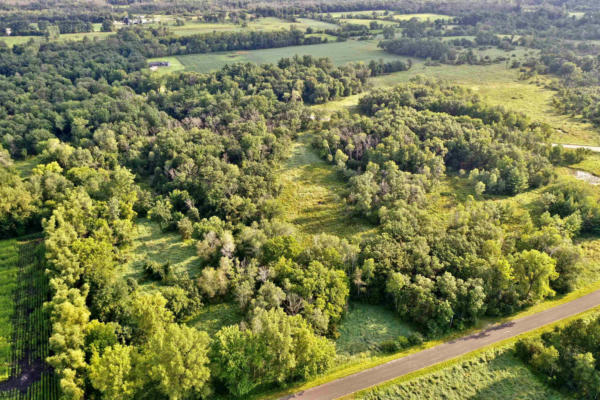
[283,289,600,400]
[552,143,600,152]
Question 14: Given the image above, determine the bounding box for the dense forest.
[0,0,600,399]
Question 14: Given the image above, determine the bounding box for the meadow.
[277,132,376,244]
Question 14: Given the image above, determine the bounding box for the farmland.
[0,238,57,400]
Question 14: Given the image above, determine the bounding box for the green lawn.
[277,132,376,244]
[123,219,201,284]
[336,303,415,355]
[355,347,570,400]
[175,39,411,73]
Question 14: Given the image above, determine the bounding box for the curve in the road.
[283,289,600,400]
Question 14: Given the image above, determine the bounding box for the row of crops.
[0,238,59,399]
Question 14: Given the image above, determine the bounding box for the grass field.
[175,39,411,73]
[355,347,569,400]
[277,132,376,243]
[123,219,200,284]
[336,303,414,355]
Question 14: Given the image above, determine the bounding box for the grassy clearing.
[336,303,414,355]
[175,39,411,73]
[186,303,243,336]
[13,157,39,178]
[277,132,376,243]
[123,219,200,284]
[354,347,569,400]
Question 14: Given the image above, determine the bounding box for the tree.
[89,344,138,400]
[101,20,114,32]
[512,250,558,303]
[211,308,334,396]
[144,324,211,400]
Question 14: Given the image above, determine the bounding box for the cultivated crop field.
[0,238,58,400]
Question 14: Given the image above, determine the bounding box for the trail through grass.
[278,133,376,243]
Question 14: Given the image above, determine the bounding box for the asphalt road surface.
[552,143,600,152]
[283,289,600,400]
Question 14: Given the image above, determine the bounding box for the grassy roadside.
[252,279,600,400]
[345,307,600,399]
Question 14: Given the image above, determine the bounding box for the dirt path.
[278,133,375,242]
[283,289,600,400]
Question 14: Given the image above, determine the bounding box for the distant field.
[0,17,337,47]
[322,10,389,18]
[356,347,569,400]
[393,13,453,21]
[336,303,414,355]
[0,31,113,47]
[175,39,411,73]
[338,18,398,26]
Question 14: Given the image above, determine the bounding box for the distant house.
[148,61,170,68]
[124,16,150,25]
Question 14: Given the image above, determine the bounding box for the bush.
[408,332,424,346]
[379,339,400,353]
[143,261,171,281]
